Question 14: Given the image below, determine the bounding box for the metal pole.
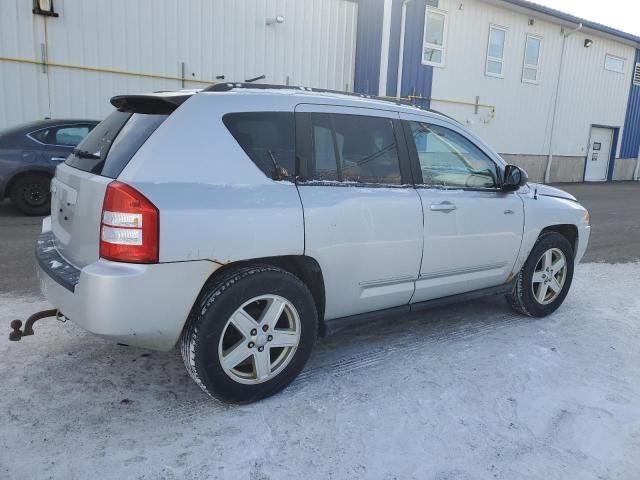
[40,43,47,73]
[396,0,411,98]
[634,146,640,180]
[181,62,185,88]
[544,23,583,183]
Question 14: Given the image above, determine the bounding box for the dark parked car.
[0,119,99,215]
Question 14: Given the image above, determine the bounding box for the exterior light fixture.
[584,38,593,48]
[32,0,58,17]
[266,15,285,26]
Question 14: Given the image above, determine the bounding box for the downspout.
[396,0,413,98]
[634,146,640,180]
[544,22,583,183]
[378,0,393,96]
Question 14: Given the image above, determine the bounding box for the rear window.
[65,111,167,178]
[223,112,295,179]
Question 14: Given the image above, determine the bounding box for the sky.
[532,0,640,36]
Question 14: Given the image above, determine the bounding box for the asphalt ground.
[1,181,639,296]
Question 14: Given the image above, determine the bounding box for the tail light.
[100,181,159,263]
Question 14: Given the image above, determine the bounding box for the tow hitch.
[9,309,59,341]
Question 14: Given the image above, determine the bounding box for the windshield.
[65,111,167,178]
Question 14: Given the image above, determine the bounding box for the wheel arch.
[539,224,579,257]
[198,255,326,334]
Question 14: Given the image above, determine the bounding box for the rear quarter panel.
[118,93,305,263]
[0,133,49,198]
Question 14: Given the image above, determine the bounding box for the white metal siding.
[0,0,358,129]
[429,0,635,157]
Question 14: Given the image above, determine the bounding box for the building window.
[422,8,447,67]
[604,54,625,73]
[522,34,542,83]
[486,25,507,77]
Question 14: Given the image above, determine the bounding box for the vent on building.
[634,63,640,86]
[426,0,439,8]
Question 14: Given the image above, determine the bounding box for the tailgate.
[51,163,111,267]
[49,105,172,267]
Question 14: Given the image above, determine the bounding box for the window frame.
[421,6,448,68]
[294,110,414,187]
[485,24,508,78]
[401,119,504,192]
[27,123,96,147]
[522,34,543,84]
[604,54,625,74]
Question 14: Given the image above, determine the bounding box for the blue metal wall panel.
[384,0,433,107]
[353,0,384,95]
[620,49,640,159]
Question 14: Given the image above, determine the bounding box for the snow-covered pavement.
[1,262,639,479]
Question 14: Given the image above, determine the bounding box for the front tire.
[507,231,574,317]
[181,265,317,403]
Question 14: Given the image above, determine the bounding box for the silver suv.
[35,84,590,402]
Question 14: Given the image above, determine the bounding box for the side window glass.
[311,114,339,181]
[54,126,91,146]
[408,121,498,188]
[29,129,50,143]
[223,112,295,179]
[309,113,402,185]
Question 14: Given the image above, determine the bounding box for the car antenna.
[245,74,266,83]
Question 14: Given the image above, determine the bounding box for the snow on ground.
[1,263,639,480]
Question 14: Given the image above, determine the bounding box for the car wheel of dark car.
[10,174,51,216]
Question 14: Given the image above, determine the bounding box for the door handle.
[430,202,457,212]
[51,157,67,162]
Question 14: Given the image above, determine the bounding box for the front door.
[400,114,524,302]
[295,104,423,320]
[584,127,613,182]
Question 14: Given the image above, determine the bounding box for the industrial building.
[1,0,639,182]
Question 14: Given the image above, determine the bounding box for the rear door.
[51,111,168,267]
[295,104,423,320]
[401,113,524,302]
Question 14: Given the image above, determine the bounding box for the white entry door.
[584,127,613,181]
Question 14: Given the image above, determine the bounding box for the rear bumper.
[37,231,219,351]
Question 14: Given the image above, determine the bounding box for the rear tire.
[507,231,574,317]
[181,264,317,403]
[10,174,51,216]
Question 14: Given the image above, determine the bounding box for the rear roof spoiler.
[110,92,195,114]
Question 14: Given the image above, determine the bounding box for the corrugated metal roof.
[498,0,640,45]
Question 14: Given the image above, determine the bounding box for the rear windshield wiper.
[72,148,101,160]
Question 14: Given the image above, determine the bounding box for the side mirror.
[502,165,528,191]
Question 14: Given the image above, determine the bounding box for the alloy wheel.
[531,247,567,305]
[218,295,301,384]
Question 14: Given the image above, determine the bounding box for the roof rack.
[202,82,416,107]
[203,81,462,122]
